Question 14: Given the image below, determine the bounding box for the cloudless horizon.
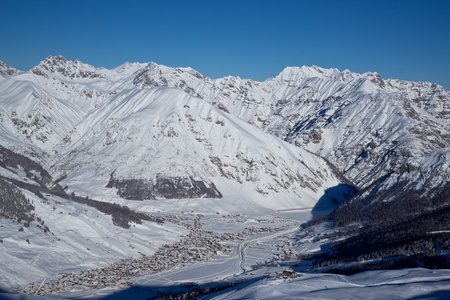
[1,0,449,89]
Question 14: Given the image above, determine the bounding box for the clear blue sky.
[1,0,449,89]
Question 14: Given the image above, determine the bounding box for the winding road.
[235,225,300,273]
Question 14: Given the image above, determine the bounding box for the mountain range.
[0,55,449,295]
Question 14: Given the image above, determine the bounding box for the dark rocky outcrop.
[106,174,222,200]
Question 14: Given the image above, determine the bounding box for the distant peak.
[115,61,140,69]
[112,61,147,75]
[132,61,164,74]
[0,60,22,76]
[146,61,160,68]
[32,55,105,80]
[276,65,341,81]
[42,55,68,65]
[51,54,66,60]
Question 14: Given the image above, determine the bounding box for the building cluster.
[272,243,299,261]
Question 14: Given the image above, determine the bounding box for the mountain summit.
[31,55,107,80]
[0,60,21,76]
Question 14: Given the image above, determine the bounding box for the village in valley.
[21,211,302,296]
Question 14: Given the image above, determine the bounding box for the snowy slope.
[0,190,184,288]
[0,146,185,289]
[204,268,450,300]
[49,86,344,209]
[3,56,448,187]
[0,56,352,211]
[128,62,450,190]
[0,56,147,153]
[0,55,447,222]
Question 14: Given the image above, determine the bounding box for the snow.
[0,190,186,288]
[3,57,448,194]
[0,56,449,299]
[34,84,344,211]
[204,268,450,300]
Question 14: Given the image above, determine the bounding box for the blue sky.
[1,0,449,89]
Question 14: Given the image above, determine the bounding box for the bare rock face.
[106,175,222,200]
[0,60,21,76]
[31,55,105,79]
[132,62,204,98]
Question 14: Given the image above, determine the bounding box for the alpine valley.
[0,56,449,299]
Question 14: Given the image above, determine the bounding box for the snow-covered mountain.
[0,55,449,296]
[127,61,450,190]
[0,61,22,76]
[1,54,448,217]
[0,56,356,211]
[112,59,450,218]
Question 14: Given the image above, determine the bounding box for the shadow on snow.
[310,183,358,221]
[96,276,269,300]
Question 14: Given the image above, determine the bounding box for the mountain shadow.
[311,183,358,221]
[409,289,450,300]
[96,276,268,300]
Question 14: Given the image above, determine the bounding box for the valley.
[19,211,300,297]
[0,56,449,299]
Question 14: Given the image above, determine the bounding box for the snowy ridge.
[127,60,449,192]
[0,60,22,76]
[0,56,355,210]
[50,86,342,209]
[0,55,449,298]
[0,55,448,208]
[31,55,108,80]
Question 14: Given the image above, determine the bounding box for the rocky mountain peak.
[0,60,22,76]
[31,55,106,80]
[132,62,168,88]
[45,54,68,64]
